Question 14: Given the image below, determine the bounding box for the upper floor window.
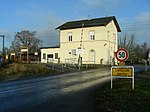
[107,31,110,40]
[68,33,72,41]
[90,31,95,40]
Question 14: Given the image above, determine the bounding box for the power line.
[119,22,150,31]
[120,21,150,25]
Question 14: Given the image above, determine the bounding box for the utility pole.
[0,35,5,60]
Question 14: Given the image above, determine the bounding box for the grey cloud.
[136,12,150,23]
[81,0,127,16]
[82,0,126,8]
[119,12,150,44]
[36,27,60,47]
[15,8,65,47]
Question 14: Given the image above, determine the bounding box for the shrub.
[0,63,59,81]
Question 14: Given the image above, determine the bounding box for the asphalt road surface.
[0,65,147,112]
[0,68,111,112]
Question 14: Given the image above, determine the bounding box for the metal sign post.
[111,48,135,90]
[111,66,134,90]
[78,54,82,70]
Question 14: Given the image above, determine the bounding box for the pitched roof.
[56,16,121,32]
[40,46,60,49]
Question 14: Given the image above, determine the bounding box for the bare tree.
[119,33,150,63]
[10,30,42,53]
[119,33,136,61]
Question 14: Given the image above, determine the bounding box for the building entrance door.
[89,49,95,64]
[47,54,53,63]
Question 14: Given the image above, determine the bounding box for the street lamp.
[0,35,5,59]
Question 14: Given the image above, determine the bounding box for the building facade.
[41,16,121,65]
[41,46,60,63]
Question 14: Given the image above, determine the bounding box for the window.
[47,54,53,58]
[68,33,72,41]
[90,31,95,40]
[55,53,58,59]
[107,31,110,40]
[43,53,46,59]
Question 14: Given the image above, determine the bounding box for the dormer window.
[68,33,72,41]
[90,31,95,40]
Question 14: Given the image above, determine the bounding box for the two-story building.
[41,16,121,65]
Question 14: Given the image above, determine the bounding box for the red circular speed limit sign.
[115,48,129,62]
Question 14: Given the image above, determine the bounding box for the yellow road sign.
[111,66,134,90]
[112,68,133,77]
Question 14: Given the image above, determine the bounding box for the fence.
[44,58,96,71]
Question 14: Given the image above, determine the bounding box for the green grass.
[95,72,150,112]
[0,63,60,82]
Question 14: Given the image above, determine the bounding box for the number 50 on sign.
[115,48,129,62]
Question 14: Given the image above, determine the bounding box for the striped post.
[80,23,84,48]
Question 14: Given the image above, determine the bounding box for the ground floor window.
[55,53,58,59]
[47,54,53,58]
[43,53,46,59]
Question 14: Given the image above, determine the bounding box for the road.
[0,66,147,112]
[0,68,111,112]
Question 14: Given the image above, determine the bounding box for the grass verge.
[0,63,61,82]
[95,71,150,112]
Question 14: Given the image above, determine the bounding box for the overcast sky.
[0,0,150,50]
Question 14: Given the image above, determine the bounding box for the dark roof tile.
[40,46,60,49]
[56,16,121,32]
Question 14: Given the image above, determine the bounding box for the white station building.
[41,16,121,65]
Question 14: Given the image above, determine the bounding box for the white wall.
[41,48,60,63]
[59,20,118,65]
[41,20,119,65]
